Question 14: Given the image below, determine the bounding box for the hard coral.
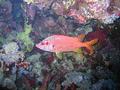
[66,0,119,24]
[0,0,12,21]
[3,42,19,54]
[51,1,66,15]
[24,0,54,10]
[0,42,24,64]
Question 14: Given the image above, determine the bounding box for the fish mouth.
[35,44,39,48]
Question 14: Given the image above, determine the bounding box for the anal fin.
[55,52,63,59]
[74,48,83,54]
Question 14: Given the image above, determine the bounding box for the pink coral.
[51,1,66,15]
[66,0,119,24]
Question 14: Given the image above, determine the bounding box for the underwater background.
[0,0,120,90]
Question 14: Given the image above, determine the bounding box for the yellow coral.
[24,0,34,4]
[62,0,75,9]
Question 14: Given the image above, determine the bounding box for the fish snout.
[35,43,40,48]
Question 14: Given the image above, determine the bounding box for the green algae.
[17,23,34,52]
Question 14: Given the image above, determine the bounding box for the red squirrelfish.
[36,34,98,55]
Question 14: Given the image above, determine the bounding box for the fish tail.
[84,39,98,55]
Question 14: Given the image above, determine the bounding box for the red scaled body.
[36,35,98,55]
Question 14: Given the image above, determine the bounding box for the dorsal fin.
[77,34,86,41]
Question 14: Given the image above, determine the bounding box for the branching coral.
[24,0,54,10]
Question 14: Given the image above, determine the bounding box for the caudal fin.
[84,39,98,55]
[86,39,98,46]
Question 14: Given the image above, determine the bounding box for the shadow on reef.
[89,17,120,90]
[108,17,120,50]
[108,17,120,89]
[0,85,13,90]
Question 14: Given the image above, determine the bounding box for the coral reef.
[0,0,119,90]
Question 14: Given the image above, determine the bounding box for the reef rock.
[3,42,19,54]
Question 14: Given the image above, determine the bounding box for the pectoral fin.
[55,52,63,59]
[77,34,86,41]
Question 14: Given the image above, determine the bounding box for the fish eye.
[46,42,49,45]
[52,45,55,48]
[41,41,49,45]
